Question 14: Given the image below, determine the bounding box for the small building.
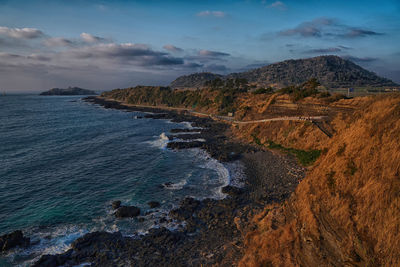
[228,112,234,117]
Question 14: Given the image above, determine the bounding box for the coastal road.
[103,97,327,124]
[189,111,326,124]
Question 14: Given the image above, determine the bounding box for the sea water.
[0,95,231,266]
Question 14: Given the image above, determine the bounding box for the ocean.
[0,95,232,266]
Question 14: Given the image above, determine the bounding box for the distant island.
[40,87,96,96]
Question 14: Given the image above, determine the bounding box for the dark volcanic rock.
[169,197,201,221]
[170,128,202,133]
[112,200,121,210]
[167,141,204,149]
[221,185,244,197]
[32,249,73,267]
[115,206,141,218]
[0,230,30,252]
[148,201,161,208]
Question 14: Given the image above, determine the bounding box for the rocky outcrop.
[115,206,141,218]
[148,201,161,208]
[0,230,30,252]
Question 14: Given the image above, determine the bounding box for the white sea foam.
[187,148,231,199]
[145,132,170,149]
[181,121,203,130]
[162,179,187,190]
[173,138,206,143]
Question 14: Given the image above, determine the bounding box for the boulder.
[0,230,30,252]
[221,185,244,197]
[115,206,141,218]
[148,201,161,208]
[111,200,121,210]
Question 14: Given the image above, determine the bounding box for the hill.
[169,72,223,89]
[170,56,397,89]
[240,94,400,266]
[40,87,96,96]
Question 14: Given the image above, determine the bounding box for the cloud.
[27,54,52,61]
[268,1,287,11]
[342,55,378,63]
[45,37,76,47]
[80,32,108,43]
[198,50,230,57]
[44,33,109,47]
[183,62,203,68]
[0,26,44,39]
[163,44,184,53]
[196,10,226,18]
[68,43,184,66]
[279,17,383,39]
[0,52,51,62]
[344,28,383,38]
[279,17,336,37]
[0,52,23,59]
[305,47,342,53]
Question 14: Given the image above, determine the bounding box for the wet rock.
[167,141,204,149]
[170,128,201,133]
[159,217,168,224]
[111,200,121,210]
[0,230,30,252]
[148,201,161,208]
[115,206,141,218]
[221,185,244,197]
[32,249,73,267]
[169,197,201,221]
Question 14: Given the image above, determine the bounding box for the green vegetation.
[336,143,346,156]
[278,78,322,101]
[102,86,213,109]
[250,135,321,166]
[252,87,274,94]
[326,170,336,191]
[345,159,357,175]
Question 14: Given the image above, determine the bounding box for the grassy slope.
[239,94,400,266]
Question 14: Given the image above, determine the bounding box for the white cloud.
[268,1,287,10]
[0,26,44,39]
[199,50,230,57]
[163,44,184,53]
[44,37,75,47]
[80,32,107,43]
[196,10,226,18]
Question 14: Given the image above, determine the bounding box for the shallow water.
[0,95,230,265]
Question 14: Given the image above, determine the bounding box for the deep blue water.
[0,95,230,265]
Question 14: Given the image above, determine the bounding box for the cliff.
[240,94,400,266]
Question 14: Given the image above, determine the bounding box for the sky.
[0,0,399,92]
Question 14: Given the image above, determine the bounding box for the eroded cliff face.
[239,95,400,267]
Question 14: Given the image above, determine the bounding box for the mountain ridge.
[170,56,397,89]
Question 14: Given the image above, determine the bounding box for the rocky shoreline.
[27,96,305,266]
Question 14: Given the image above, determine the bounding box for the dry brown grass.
[239,94,400,267]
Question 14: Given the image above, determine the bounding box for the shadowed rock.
[115,206,141,218]
[0,230,30,252]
